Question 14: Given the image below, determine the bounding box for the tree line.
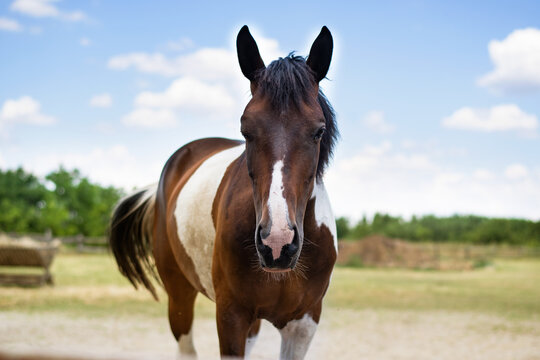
[337,213,540,246]
[0,167,122,236]
[2,167,540,245]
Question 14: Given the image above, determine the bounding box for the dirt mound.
[337,235,438,269]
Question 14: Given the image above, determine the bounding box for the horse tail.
[108,184,159,299]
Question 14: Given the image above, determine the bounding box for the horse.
[109,25,338,359]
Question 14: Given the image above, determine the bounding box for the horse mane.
[254,54,339,180]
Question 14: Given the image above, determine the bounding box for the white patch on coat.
[174,145,244,300]
[177,329,196,359]
[311,181,338,252]
[245,334,258,359]
[263,159,295,259]
[279,314,318,360]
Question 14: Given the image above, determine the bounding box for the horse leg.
[155,243,198,358]
[168,286,197,359]
[162,267,198,359]
[215,299,254,358]
[278,307,321,360]
[245,319,261,359]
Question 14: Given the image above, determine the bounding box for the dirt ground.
[1,309,540,360]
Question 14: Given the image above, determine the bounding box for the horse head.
[236,26,336,272]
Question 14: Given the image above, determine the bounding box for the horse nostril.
[284,226,300,255]
[292,226,299,246]
[255,224,273,267]
[255,225,264,249]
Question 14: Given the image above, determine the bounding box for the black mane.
[254,54,339,180]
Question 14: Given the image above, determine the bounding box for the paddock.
[1,252,539,359]
[2,308,540,360]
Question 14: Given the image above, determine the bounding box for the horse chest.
[174,145,244,300]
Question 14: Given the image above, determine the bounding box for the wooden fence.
[2,232,108,253]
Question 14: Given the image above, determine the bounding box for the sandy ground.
[1,309,540,360]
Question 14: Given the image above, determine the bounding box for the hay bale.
[0,233,60,286]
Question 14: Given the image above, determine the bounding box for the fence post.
[45,229,52,242]
[76,234,84,253]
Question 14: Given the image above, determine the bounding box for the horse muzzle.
[255,224,301,271]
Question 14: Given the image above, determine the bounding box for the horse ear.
[306,26,333,82]
[237,25,265,82]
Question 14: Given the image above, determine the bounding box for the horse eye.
[313,127,326,141]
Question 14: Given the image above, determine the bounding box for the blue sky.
[1,0,539,220]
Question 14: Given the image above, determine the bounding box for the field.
[1,250,540,359]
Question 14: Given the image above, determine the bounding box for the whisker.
[243,234,313,282]
[292,257,308,280]
[302,236,320,248]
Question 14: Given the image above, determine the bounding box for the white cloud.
[0,17,22,32]
[134,77,236,116]
[25,145,161,189]
[504,163,529,180]
[89,93,112,108]
[134,79,150,89]
[122,108,177,128]
[108,53,184,77]
[478,28,540,93]
[112,32,283,129]
[442,104,538,133]
[11,0,58,17]
[108,48,241,79]
[61,11,84,22]
[108,34,282,78]
[325,142,540,220]
[0,96,56,134]
[79,37,90,46]
[95,121,115,135]
[10,0,86,22]
[362,110,395,133]
[28,25,41,34]
[164,37,194,51]
[473,168,494,181]
[400,139,416,150]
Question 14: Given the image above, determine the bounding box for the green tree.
[335,217,350,239]
[45,167,122,236]
[0,168,48,233]
[0,167,122,236]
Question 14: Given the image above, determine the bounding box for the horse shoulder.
[309,180,338,252]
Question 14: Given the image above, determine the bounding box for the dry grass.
[1,250,540,359]
[1,249,540,320]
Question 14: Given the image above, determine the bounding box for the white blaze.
[268,160,290,232]
[264,159,295,259]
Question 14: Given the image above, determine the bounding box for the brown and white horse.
[109,25,338,359]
